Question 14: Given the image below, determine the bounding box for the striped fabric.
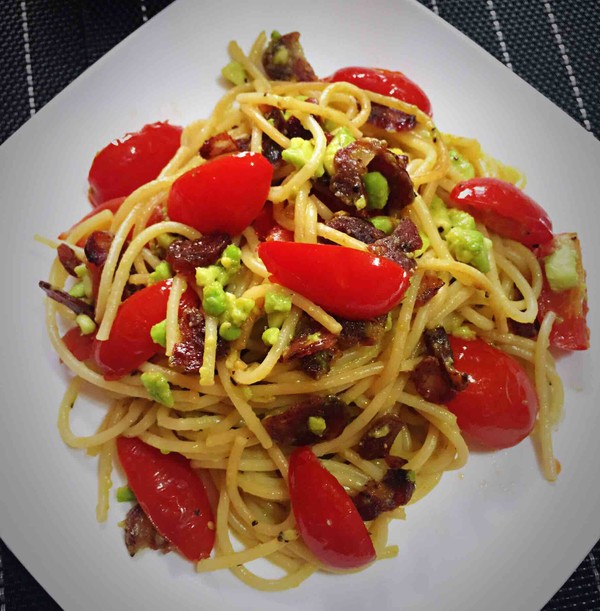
[1,1,598,609]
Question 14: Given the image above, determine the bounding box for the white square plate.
[0,1,598,609]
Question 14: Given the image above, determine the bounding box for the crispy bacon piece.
[415,273,445,308]
[285,330,338,361]
[367,149,415,213]
[411,356,455,403]
[368,103,416,132]
[263,395,350,445]
[166,235,230,277]
[299,350,337,380]
[123,504,174,557]
[356,415,405,460]
[199,132,249,159]
[337,316,387,350]
[262,31,317,82]
[330,138,415,213]
[411,326,469,402]
[508,319,539,339]
[368,217,422,272]
[325,215,385,244]
[57,244,80,276]
[169,305,228,374]
[425,327,469,390]
[84,230,113,267]
[38,281,94,318]
[352,468,416,521]
[330,138,385,209]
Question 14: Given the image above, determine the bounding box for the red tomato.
[537,233,590,350]
[167,153,273,236]
[288,447,375,569]
[62,327,95,361]
[449,178,553,246]
[258,242,410,320]
[326,67,432,116]
[116,437,215,562]
[445,337,539,449]
[88,122,182,207]
[252,203,294,242]
[94,280,179,380]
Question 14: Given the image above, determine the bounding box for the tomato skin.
[258,242,410,320]
[62,327,95,361]
[288,447,376,570]
[88,122,182,207]
[449,178,553,246]
[537,233,590,350]
[252,203,294,242]
[327,67,432,116]
[116,437,215,562]
[167,153,273,236]
[445,337,539,450]
[94,280,173,380]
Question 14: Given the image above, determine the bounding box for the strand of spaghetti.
[403,422,440,472]
[64,208,114,245]
[535,311,558,481]
[337,448,385,481]
[248,30,267,65]
[238,473,289,501]
[322,459,371,492]
[316,223,369,250]
[197,534,297,573]
[303,184,319,244]
[199,314,219,386]
[165,274,186,357]
[268,115,327,203]
[96,221,201,340]
[217,360,273,449]
[458,305,496,331]
[161,84,253,176]
[374,270,422,391]
[58,386,145,449]
[293,182,309,243]
[319,81,372,127]
[156,407,222,432]
[313,379,400,456]
[250,362,385,398]
[238,104,290,148]
[237,92,363,138]
[227,40,270,92]
[428,286,475,328]
[232,307,301,385]
[122,403,159,437]
[138,362,227,396]
[411,195,452,260]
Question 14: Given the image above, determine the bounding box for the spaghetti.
[39,31,579,590]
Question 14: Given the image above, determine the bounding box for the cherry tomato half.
[449,178,553,246]
[116,437,215,562]
[167,152,273,236]
[537,233,590,350]
[445,337,539,449]
[258,242,410,320]
[88,121,182,207]
[327,67,432,116]
[62,327,96,361]
[288,447,376,570]
[93,279,196,380]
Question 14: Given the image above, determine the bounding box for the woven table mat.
[1,1,598,609]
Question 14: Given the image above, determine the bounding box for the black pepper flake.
[433,137,437,143]
[277,532,284,542]
[251,520,259,526]
[194,509,200,516]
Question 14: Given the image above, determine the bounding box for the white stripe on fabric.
[588,552,600,598]
[485,0,513,70]
[140,0,148,22]
[20,0,36,117]
[542,1,592,131]
[430,0,440,16]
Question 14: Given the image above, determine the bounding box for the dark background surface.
[1,0,599,609]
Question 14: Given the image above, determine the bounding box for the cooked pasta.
[39,31,581,591]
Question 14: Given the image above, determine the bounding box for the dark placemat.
[1,1,598,609]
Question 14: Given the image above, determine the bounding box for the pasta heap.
[40,31,568,590]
